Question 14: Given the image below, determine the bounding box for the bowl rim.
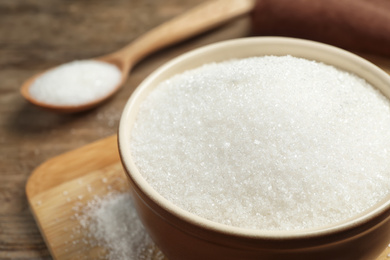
[118,36,390,243]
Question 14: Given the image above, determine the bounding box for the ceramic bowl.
[118,37,390,260]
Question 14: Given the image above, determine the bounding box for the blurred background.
[0,0,250,259]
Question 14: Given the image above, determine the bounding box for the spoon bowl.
[20,0,255,113]
[20,67,117,113]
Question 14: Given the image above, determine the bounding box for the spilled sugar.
[130,55,390,231]
[77,192,165,260]
[29,60,121,106]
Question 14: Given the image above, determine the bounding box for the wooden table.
[1,0,390,259]
[0,0,251,259]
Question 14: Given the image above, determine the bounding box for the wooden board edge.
[26,135,119,199]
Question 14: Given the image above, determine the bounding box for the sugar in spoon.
[20,0,255,113]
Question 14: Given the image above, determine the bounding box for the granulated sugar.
[29,60,121,105]
[130,55,390,231]
[78,192,165,260]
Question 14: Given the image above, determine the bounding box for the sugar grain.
[130,56,390,230]
[78,192,165,260]
[29,60,121,106]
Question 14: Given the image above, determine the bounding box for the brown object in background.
[251,0,390,57]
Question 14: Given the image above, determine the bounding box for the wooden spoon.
[20,0,255,113]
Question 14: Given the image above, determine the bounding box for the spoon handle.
[115,0,255,68]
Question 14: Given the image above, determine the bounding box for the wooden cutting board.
[26,135,168,260]
[26,135,390,260]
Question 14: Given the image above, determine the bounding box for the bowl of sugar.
[118,37,390,260]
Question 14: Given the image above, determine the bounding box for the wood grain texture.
[2,0,390,259]
[25,135,390,260]
[19,0,255,113]
[26,136,134,260]
[25,135,172,260]
[0,0,251,258]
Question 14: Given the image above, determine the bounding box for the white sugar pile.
[78,192,165,260]
[130,55,390,231]
[29,60,121,106]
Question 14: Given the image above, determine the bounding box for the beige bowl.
[118,37,390,260]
